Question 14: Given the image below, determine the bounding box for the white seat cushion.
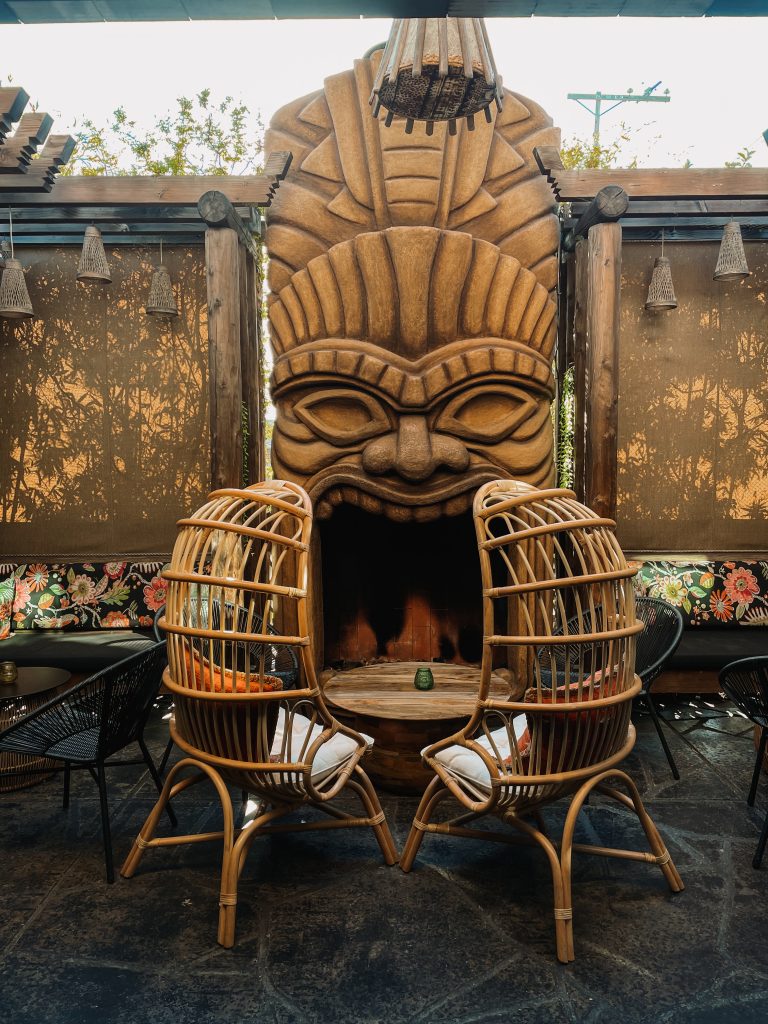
[272,709,373,783]
[428,715,529,796]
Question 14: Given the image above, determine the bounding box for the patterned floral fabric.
[0,562,168,631]
[0,574,14,640]
[632,559,768,629]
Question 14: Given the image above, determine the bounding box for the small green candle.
[413,667,434,691]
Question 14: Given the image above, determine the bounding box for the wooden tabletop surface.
[324,661,509,721]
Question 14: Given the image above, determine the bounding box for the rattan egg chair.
[400,481,683,963]
[121,481,397,947]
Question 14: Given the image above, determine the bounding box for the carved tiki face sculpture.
[266,56,560,522]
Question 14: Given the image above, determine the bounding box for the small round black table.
[0,666,72,791]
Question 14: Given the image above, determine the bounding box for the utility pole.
[567,82,671,146]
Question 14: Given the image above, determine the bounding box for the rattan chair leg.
[595,773,684,892]
[349,766,399,865]
[508,813,573,963]
[753,806,768,869]
[63,763,71,810]
[95,761,115,884]
[138,736,178,827]
[217,821,239,948]
[643,691,680,780]
[748,728,767,807]
[400,776,447,872]
[120,758,221,878]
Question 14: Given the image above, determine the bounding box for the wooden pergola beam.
[0,151,292,202]
[569,198,768,218]
[0,112,53,171]
[0,171,280,202]
[0,87,29,142]
[198,190,262,261]
[563,185,628,251]
[544,167,768,202]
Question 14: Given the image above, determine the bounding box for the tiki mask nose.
[362,416,469,483]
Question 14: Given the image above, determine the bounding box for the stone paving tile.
[1,706,767,1024]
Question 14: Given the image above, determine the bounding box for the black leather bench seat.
[669,628,768,672]
[1,630,156,672]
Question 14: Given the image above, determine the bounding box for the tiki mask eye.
[295,389,392,445]
[436,387,538,444]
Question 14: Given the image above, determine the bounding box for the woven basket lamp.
[0,210,33,319]
[146,242,177,318]
[645,232,677,312]
[370,17,503,135]
[77,225,111,283]
[714,221,751,281]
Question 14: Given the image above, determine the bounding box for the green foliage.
[557,366,575,491]
[725,146,756,169]
[64,90,264,177]
[560,122,641,170]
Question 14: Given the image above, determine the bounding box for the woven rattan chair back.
[473,481,642,807]
[122,481,397,946]
[400,481,683,962]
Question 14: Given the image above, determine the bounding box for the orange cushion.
[183,649,283,694]
[521,672,620,770]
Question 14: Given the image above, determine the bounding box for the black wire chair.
[535,596,684,779]
[635,596,685,780]
[719,656,768,869]
[0,642,176,883]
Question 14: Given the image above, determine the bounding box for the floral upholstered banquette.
[632,559,768,629]
[631,558,768,678]
[1,561,166,631]
[0,561,167,672]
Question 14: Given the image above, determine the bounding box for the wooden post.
[584,222,621,520]
[239,244,256,486]
[248,251,265,482]
[206,226,243,490]
[573,239,588,503]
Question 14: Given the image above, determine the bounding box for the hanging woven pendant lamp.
[77,225,111,283]
[714,221,750,281]
[645,233,677,312]
[0,209,33,320]
[370,17,503,135]
[146,241,177,318]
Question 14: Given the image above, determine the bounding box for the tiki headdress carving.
[265,54,560,523]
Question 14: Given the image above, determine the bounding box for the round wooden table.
[0,666,72,791]
[324,661,509,794]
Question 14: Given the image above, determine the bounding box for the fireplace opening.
[320,505,483,669]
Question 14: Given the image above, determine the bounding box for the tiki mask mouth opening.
[311,464,501,522]
[320,504,483,669]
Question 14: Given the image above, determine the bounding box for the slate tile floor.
[1,700,767,1024]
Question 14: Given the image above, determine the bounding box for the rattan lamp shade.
[645,255,678,311]
[0,256,33,319]
[714,221,750,281]
[145,264,177,317]
[370,17,503,134]
[77,225,111,283]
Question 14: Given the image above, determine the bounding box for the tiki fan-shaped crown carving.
[269,227,556,363]
[265,54,560,297]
